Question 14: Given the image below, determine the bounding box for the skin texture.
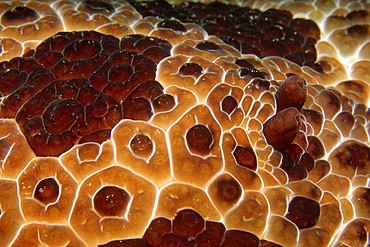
[0,1,369,246]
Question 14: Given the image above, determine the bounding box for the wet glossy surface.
[0,0,369,246]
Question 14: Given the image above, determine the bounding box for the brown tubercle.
[178,62,204,77]
[263,107,302,151]
[275,75,307,112]
[93,186,130,217]
[34,177,60,206]
[1,6,40,26]
[233,146,258,171]
[69,166,156,246]
[285,196,320,229]
[130,134,154,158]
[173,209,205,239]
[18,157,78,224]
[207,173,243,214]
[186,124,213,156]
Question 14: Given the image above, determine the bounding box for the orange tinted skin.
[0,1,369,246]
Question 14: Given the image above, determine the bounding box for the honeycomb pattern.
[0,0,369,247]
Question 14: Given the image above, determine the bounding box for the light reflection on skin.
[0,0,369,246]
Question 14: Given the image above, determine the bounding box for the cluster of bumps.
[0,0,369,246]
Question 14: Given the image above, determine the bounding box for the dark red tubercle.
[0,31,174,156]
[128,1,320,63]
[285,196,320,229]
[120,34,172,63]
[101,207,282,247]
[157,19,188,33]
[196,41,222,51]
[0,58,55,118]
